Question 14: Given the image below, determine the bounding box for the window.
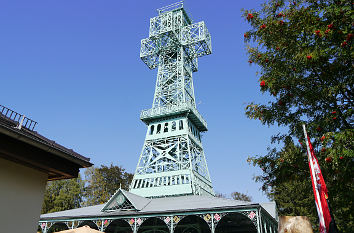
[133,180,138,188]
[172,121,176,131]
[179,120,184,130]
[164,123,168,133]
[156,124,161,134]
[149,125,154,135]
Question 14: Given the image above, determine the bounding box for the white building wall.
[0,157,48,233]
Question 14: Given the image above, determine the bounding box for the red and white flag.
[302,125,333,233]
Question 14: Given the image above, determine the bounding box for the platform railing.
[157,1,184,15]
[0,104,38,131]
[140,102,207,129]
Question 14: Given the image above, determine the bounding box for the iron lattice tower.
[129,1,214,197]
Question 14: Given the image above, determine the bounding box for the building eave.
[0,117,93,180]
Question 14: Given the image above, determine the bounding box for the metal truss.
[102,197,135,212]
[140,4,211,110]
[130,2,214,197]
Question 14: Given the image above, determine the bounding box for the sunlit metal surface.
[130,2,214,198]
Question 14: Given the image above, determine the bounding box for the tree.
[41,164,133,213]
[84,164,133,205]
[42,175,84,214]
[242,0,353,231]
[215,192,227,198]
[214,191,252,202]
[231,191,253,202]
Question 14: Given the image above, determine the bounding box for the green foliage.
[84,164,133,205]
[41,163,133,214]
[215,191,253,202]
[242,0,353,231]
[231,191,253,202]
[41,175,84,214]
[215,192,227,198]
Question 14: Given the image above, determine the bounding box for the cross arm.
[181,21,212,59]
[140,37,159,69]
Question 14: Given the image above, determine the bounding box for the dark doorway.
[47,222,69,233]
[137,217,169,233]
[174,215,211,233]
[105,219,132,233]
[78,220,99,230]
[215,213,257,233]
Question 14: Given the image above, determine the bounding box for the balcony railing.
[0,104,38,131]
[140,102,207,131]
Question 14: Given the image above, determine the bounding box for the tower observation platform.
[129,1,214,198]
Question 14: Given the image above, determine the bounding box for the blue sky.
[0,0,284,202]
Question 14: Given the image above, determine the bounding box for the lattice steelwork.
[130,1,214,198]
[103,198,134,212]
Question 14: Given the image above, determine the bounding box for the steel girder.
[130,3,214,198]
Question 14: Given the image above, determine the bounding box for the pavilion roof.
[40,190,277,220]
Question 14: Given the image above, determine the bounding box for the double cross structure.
[38,3,278,232]
[129,1,214,197]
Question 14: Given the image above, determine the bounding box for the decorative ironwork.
[130,2,214,198]
[241,211,258,228]
[101,189,139,213]
[173,215,187,227]
[38,207,279,233]
[128,218,135,226]
[157,216,173,230]
[92,219,101,230]
[67,221,73,229]
[140,102,207,130]
[212,212,228,229]
[171,215,187,230]
[135,217,147,231]
[73,220,81,228]
[122,218,135,231]
[47,222,53,229]
[0,104,38,131]
[198,214,212,230]
[103,196,134,211]
[164,216,171,224]
[40,222,46,232]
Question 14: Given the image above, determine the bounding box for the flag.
[302,125,338,233]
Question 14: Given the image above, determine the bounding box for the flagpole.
[302,124,327,233]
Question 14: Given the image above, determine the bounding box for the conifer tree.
[242,0,353,231]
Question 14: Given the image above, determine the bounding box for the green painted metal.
[39,207,273,233]
[38,2,278,233]
[130,0,214,198]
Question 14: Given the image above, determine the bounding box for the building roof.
[260,202,278,220]
[40,189,277,220]
[0,105,93,180]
